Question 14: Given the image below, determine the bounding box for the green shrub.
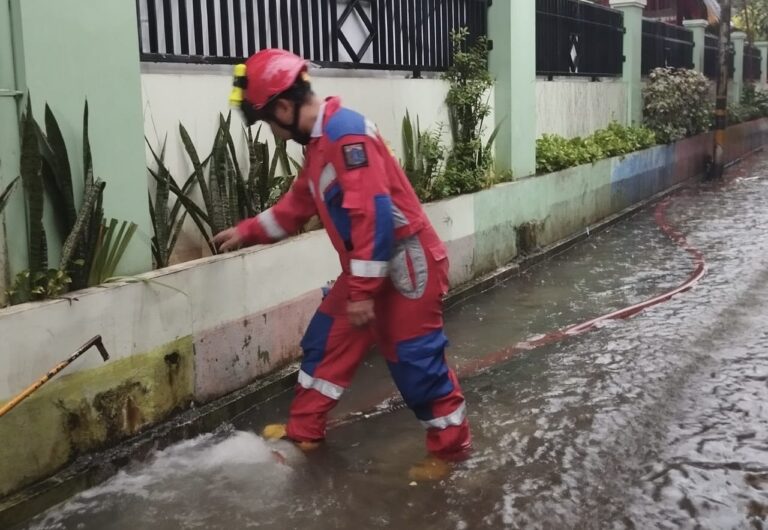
[590,122,657,157]
[441,28,500,197]
[155,116,302,259]
[401,110,445,202]
[398,29,501,203]
[6,269,72,306]
[728,84,768,125]
[536,123,656,174]
[643,67,713,143]
[536,135,602,174]
[3,98,136,307]
[727,104,751,125]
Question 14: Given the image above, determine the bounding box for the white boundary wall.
[536,78,628,139]
[141,63,465,262]
[141,63,630,262]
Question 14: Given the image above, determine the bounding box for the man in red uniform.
[215,49,471,477]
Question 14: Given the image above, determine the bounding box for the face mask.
[290,128,312,146]
[271,100,311,145]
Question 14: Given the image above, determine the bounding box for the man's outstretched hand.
[213,227,244,252]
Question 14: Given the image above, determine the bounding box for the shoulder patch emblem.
[342,143,368,169]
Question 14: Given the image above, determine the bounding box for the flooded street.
[19,155,768,530]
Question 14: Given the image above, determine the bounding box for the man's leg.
[385,329,471,459]
[284,275,374,442]
[378,233,472,460]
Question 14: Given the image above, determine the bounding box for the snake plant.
[20,98,47,274]
[171,114,302,254]
[0,173,19,215]
[147,137,205,266]
[10,97,133,302]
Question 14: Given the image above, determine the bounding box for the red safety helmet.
[242,49,308,110]
[229,48,313,142]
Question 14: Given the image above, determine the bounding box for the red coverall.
[237,97,471,458]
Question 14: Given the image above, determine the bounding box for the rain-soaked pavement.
[18,153,768,530]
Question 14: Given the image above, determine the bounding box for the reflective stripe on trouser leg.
[420,401,466,430]
[387,330,472,458]
[424,369,472,460]
[286,277,374,442]
[297,370,344,400]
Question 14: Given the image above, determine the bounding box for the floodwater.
[19,155,768,529]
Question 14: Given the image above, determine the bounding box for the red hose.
[328,196,706,429]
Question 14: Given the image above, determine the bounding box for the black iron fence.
[641,19,693,75]
[744,43,762,81]
[536,0,624,78]
[703,32,719,79]
[137,0,488,72]
[704,30,734,80]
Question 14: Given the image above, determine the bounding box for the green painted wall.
[7,0,150,275]
[488,0,536,178]
[611,0,645,125]
[472,159,614,275]
[0,0,23,297]
[732,32,747,105]
[757,41,768,87]
[684,19,709,73]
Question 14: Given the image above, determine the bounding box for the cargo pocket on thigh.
[389,236,428,300]
[427,242,450,296]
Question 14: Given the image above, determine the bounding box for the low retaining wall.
[1,118,767,498]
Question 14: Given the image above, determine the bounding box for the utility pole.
[710,0,732,180]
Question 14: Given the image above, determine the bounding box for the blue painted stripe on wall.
[610,145,674,185]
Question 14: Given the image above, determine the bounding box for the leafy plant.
[536,134,603,174]
[728,83,768,124]
[742,83,768,113]
[536,123,657,174]
[441,28,499,196]
[177,114,249,239]
[246,126,301,212]
[590,122,657,158]
[88,218,138,286]
[5,97,133,306]
[733,0,768,42]
[146,138,200,268]
[643,67,713,143]
[401,110,445,201]
[210,113,240,232]
[20,98,47,275]
[169,116,302,254]
[76,102,109,290]
[36,104,77,239]
[31,100,108,290]
[0,174,19,215]
[6,269,72,305]
[58,176,105,276]
[727,104,750,125]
